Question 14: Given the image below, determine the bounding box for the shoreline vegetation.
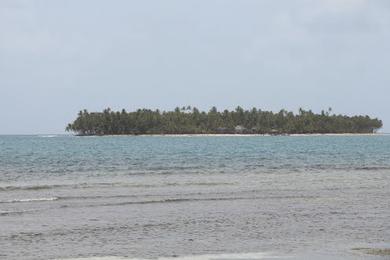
[66,106,382,136]
[77,133,383,137]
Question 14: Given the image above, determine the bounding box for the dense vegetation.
[66,107,382,135]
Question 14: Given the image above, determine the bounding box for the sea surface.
[0,135,390,260]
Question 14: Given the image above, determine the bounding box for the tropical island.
[66,106,382,136]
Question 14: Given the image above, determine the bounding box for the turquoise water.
[1,135,390,259]
[1,135,390,184]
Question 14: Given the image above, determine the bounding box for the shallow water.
[0,135,390,259]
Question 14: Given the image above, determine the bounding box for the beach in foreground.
[1,135,390,259]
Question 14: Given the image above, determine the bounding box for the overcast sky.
[1,0,389,134]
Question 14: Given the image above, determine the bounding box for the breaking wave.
[0,197,59,204]
[0,181,235,192]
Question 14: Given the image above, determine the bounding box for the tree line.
[66,106,383,135]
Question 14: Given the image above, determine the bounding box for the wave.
[0,188,318,204]
[274,165,390,172]
[353,166,390,171]
[0,184,67,191]
[54,252,278,260]
[0,193,318,217]
[322,165,390,171]
[0,209,40,216]
[0,181,235,192]
[165,182,235,186]
[0,197,58,204]
[83,194,318,208]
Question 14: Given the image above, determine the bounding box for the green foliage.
[66,107,383,135]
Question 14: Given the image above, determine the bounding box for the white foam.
[1,197,59,203]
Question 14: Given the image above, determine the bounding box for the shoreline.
[75,133,385,137]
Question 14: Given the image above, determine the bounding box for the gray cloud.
[1,0,389,134]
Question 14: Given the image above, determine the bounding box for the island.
[66,106,383,136]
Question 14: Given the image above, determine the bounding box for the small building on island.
[235,125,246,134]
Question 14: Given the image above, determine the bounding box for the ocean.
[0,135,389,259]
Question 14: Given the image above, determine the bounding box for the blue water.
[1,135,390,259]
[1,135,390,184]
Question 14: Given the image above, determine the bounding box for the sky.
[1,0,390,134]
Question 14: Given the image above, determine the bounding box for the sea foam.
[0,197,59,204]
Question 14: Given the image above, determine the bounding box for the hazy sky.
[1,0,390,134]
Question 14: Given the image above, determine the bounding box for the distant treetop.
[66,107,382,136]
